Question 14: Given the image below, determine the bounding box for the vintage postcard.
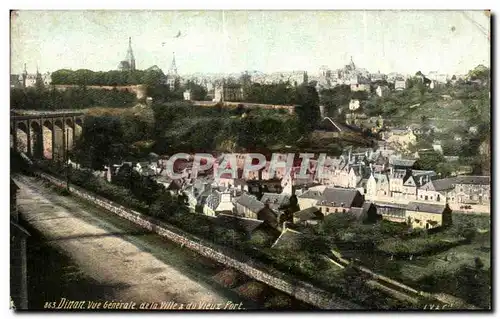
[10,10,491,311]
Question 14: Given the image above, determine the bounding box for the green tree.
[295,84,320,133]
[414,150,445,171]
[185,80,207,101]
[319,85,351,117]
[73,115,125,170]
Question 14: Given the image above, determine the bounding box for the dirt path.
[15,175,233,308]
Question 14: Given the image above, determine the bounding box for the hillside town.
[94,139,490,234]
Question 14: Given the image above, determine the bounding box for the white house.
[349,99,361,111]
[376,85,390,97]
[394,80,406,91]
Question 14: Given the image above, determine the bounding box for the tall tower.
[166,52,178,90]
[350,56,355,70]
[168,52,178,76]
[125,37,136,71]
[22,63,28,88]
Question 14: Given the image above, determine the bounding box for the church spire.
[169,52,178,76]
[125,37,135,70]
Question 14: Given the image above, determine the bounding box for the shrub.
[378,235,463,257]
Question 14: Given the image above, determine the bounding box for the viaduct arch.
[10,111,85,162]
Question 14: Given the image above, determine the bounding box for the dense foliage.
[51,69,164,86]
[243,82,298,105]
[11,87,137,110]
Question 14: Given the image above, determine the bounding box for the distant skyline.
[11,10,490,76]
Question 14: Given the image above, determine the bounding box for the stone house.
[365,173,377,199]
[246,179,283,198]
[388,169,409,199]
[234,193,264,219]
[366,172,390,199]
[348,165,364,188]
[451,176,490,205]
[213,83,244,102]
[325,158,351,188]
[260,193,290,212]
[402,175,419,200]
[293,207,324,226]
[297,188,324,211]
[234,193,279,229]
[418,176,490,206]
[350,202,382,224]
[203,190,234,217]
[316,188,365,216]
[183,181,213,212]
[401,170,435,200]
[371,153,390,173]
[418,178,453,203]
[372,201,407,223]
[405,202,452,230]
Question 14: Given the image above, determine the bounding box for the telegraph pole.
[65,128,70,191]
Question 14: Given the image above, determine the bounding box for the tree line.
[11,86,137,110]
[51,69,165,86]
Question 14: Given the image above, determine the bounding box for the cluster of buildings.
[97,134,489,239]
[316,57,407,92]
[10,64,51,89]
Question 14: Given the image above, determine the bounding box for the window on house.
[425,195,428,200]
[326,208,330,213]
[335,209,338,213]
[342,209,346,213]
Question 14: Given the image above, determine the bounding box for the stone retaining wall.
[36,172,361,310]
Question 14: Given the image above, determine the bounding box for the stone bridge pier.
[11,112,85,162]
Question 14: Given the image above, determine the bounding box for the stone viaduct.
[10,110,85,162]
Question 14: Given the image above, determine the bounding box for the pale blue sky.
[11,10,490,76]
